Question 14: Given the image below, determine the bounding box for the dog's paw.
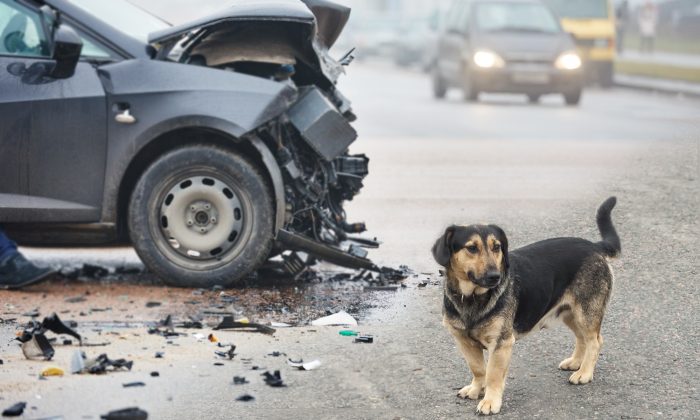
[568,369,593,385]
[458,384,483,400]
[476,397,502,415]
[559,357,582,371]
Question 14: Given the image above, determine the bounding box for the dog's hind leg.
[567,303,605,384]
[559,312,586,371]
[454,334,486,400]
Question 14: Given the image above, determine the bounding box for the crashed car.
[0,0,375,287]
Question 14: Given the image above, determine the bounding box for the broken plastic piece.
[236,394,255,402]
[150,371,159,377]
[262,370,286,387]
[214,316,276,335]
[338,330,359,336]
[21,333,55,360]
[267,351,285,357]
[2,402,26,417]
[154,352,164,359]
[233,376,248,385]
[354,335,374,344]
[311,311,357,326]
[287,358,322,371]
[215,345,236,360]
[70,350,85,374]
[208,333,218,343]
[82,354,133,374]
[145,302,161,308]
[41,313,82,344]
[100,407,148,420]
[270,322,292,328]
[122,382,145,388]
[41,366,64,377]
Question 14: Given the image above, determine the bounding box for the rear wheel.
[527,94,541,104]
[432,67,447,99]
[463,72,479,102]
[564,89,582,106]
[128,145,274,288]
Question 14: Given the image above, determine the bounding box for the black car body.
[0,0,373,287]
[432,0,584,105]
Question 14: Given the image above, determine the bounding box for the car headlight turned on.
[555,52,582,70]
[473,50,505,69]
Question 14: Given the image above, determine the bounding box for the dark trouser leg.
[0,228,19,262]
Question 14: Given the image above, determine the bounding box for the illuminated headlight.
[555,52,582,70]
[473,50,505,69]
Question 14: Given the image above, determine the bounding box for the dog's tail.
[596,196,621,258]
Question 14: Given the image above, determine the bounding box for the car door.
[0,0,107,223]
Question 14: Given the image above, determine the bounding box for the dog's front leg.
[477,335,515,415]
[455,336,486,400]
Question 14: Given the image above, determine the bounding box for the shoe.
[0,253,55,289]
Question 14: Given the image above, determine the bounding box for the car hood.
[472,32,573,60]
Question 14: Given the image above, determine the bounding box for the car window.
[446,1,466,32]
[474,2,560,33]
[0,0,50,57]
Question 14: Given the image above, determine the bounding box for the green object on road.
[339,330,359,336]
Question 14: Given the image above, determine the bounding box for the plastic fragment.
[150,371,159,377]
[214,316,275,335]
[2,402,26,417]
[262,370,286,387]
[41,366,64,377]
[100,407,148,420]
[236,394,255,402]
[310,311,357,326]
[214,345,236,360]
[287,358,322,371]
[233,376,248,385]
[354,335,374,344]
[122,382,145,388]
[70,350,85,374]
[207,333,218,343]
[338,330,359,336]
[21,333,55,360]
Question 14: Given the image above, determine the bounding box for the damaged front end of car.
[149,0,377,274]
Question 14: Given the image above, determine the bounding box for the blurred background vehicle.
[432,0,584,105]
[543,0,617,87]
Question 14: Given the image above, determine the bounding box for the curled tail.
[596,196,621,258]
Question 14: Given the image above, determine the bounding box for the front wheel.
[432,67,447,99]
[128,145,274,288]
[564,89,582,106]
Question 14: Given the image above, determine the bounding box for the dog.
[432,197,620,415]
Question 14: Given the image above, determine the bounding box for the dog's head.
[432,224,509,290]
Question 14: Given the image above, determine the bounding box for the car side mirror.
[51,24,82,79]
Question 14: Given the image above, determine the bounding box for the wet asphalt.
[1,63,698,419]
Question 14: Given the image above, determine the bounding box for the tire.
[128,145,274,288]
[527,94,541,104]
[598,62,614,88]
[463,72,479,102]
[432,67,447,99]
[564,89,582,106]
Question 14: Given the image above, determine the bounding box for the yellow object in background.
[41,366,65,377]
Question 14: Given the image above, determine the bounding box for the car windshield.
[68,0,170,42]
[474,2,561,33]
[543,0,609,19]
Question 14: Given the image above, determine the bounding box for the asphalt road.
[1,64,698,419]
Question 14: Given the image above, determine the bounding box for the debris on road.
[207,333,218,343]
[122,382,145,388]
[214,345,236,360]
[214,316,276,335]
[100,407,148,420]
[17,313,82,360]
[287,359,322,371]
[233,376,249,385]
[267,351,286,357]
[20,333,55,361]
[311,311,357,326]
[1,402,26,417]
[154,352,164,359]
[262,370,286,387]
[147,315,180,338]
[41,366,65,377]
[75,353,133,374]
[145,302,161,308]
[270,322,292,328]
[236,394,255,402]
[338,330,359,336]
[354,335,374,344]
[150,371,159,377]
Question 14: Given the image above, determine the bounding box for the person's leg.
[0,228,54,289]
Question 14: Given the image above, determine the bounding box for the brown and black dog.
[432,197,620,415]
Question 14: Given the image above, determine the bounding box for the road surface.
[1,64,698,419]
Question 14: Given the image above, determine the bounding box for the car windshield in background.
[543,0,609,19]
[475,2,560,33]
[69,0,170,42]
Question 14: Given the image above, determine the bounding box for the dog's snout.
[486,271,501,284]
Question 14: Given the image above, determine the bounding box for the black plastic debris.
[354,335,374,344]
[262,370,286,387]
[214,316,276,335]
[154,352,164,359]
[17,313,82,347]
[2,402,26,417]
[145,302,161,308]
[233,376,248,385]
[65,295,87,303]
[0,359,3,365]
[82,354,133,374]
[148,315,180,338]
[122,381,145,388]
[20,333,55,360]
[236,394,255,402]
[100,407,148,420]
[215,345,236,360]
[213,362,225,366]
[150,371,160,377]
[267,351,286,357]
[417,281,428,288]
[63,339,73,345]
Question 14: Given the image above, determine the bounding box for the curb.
[614,75,700,99]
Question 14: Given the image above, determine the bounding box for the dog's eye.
[493,244,501,252]
[465,245,478,254]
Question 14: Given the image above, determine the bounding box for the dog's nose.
[486,271,501,284]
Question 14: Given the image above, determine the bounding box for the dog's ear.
[432,225,457,267]
[489,224,509,271]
